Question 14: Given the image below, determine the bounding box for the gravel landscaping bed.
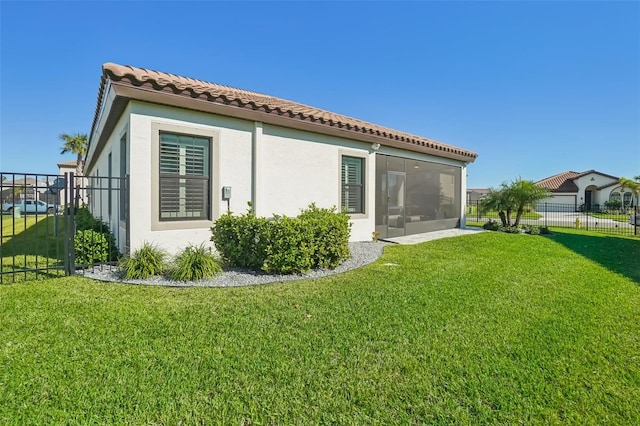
[82,241,391,287]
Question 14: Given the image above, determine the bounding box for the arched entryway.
[583,185,597,211]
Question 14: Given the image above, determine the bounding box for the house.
[536,170,630,211]
[0,175,63,206]
[57,160,88,206]
[1,177,37,203]
[85,63,478,254]
[466,188,489,204]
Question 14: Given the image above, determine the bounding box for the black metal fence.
[1,171,128,284]
[467,200,639,237]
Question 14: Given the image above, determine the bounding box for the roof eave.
[109,81,477,163]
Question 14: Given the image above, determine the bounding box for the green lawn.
[1,215,66,282]
[467,206,542,221]
[588,212,633,223]
[1,231,639,424]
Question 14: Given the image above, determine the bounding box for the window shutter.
[159,133,210,220]
[341,156,364,214]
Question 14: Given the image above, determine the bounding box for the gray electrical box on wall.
[222,186,232,200]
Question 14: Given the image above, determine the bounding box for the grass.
[467,206,542,220]
[1,231,639,424]
[1,215,66,283]
[588,212,633,223]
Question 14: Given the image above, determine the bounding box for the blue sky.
[1,1,638,188]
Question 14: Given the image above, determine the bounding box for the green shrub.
[500,226,522,234]
[119,242,167,279]
[170,244,222,281]
[74,207,96,231]
[263,215,315,274]
[211,207,270,269]
[211,203,352,274]
[298,203,351,269]
[523,225,541,235]
[74,229,110,265]
[482,220,500,231]
[540,226,551,235]
[604,199,622,210]
[73,207,119,261]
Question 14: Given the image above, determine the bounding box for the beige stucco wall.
[86,105,130,252]
[125,102,253,254]
[88,100,469,255]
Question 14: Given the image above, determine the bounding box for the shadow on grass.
[1,215,66,258]
[1,215,67,284]
[547,230,640,284]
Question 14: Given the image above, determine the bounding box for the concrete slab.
[382,227,486,245]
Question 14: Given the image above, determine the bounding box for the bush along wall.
[211,203,351,274]
[73,207,120,266]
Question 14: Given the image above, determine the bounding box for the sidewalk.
[383,227,486,245]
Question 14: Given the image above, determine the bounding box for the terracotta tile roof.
[536,170,620,192]
[57,160,77,168]
[92,63,477,162]
[536,171,581,192]
[573,169,619,181]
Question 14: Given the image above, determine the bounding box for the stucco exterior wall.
[125,102,253,254]
[88,100,469,255]
[257,124,376,242]
[572,172,618,206]
[85,105,130,252]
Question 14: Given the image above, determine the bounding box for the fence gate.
[1,171,129,284]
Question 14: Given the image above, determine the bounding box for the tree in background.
[481,178,550,227]
[619,176,640,208]
[481,182,515,227]
[59,133,88,175]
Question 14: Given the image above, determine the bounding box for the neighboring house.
[0,176,62,206]
[57,160,77,176]
[536,170,631,211]
[466,188,489,204]
[1,177,37,203]
[85,63,478,254]
[57,160,88,206]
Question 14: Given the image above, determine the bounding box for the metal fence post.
[67,172,76,276]
[585,207,588,231]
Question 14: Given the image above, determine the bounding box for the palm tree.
[481,182,515,227]
[619,177,640,208]
[480,178,550,227]
[509,179,550,226]
[59,133,88,175]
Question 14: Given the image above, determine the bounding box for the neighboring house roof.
[57,160,77,168]
[2,178,38,187]
[597,181,621,190]
[88,63,477,170]
[466,188,490,194]
[536,170,619,193]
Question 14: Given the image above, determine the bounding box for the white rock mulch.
[81,241,391,288]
